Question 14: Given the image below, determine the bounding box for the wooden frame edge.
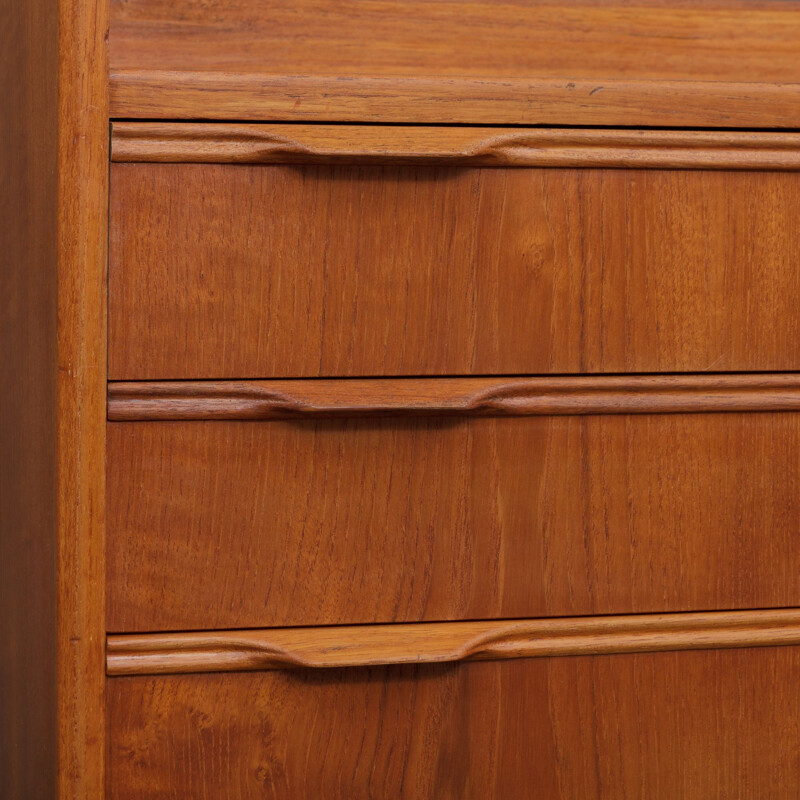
[57,0,108,796]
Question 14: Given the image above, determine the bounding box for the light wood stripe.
[109,75,800,130]
[111,122,800,169]
[108,375,800,421]
[107,609,800,676]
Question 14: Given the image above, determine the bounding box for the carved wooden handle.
[112,123,800,169]
[108,375,800,421]
[107,608,800,676]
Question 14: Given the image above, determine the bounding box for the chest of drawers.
[5,1,800,797]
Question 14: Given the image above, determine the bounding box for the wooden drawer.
[107,645,800,798]
[106,377,800,631]
[108,125,800,380]
[108,1,800,127]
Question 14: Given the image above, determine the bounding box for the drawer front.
[107,410,800,632]
[109,0,800,90]
[108,1,800,127]
[108,646,800,799]
[110,161,800,379]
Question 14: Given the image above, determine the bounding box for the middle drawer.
[108,406,800,632]
[109,140,800,380]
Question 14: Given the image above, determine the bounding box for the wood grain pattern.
[109,74,800,128]
[108,1,800,126]
[111,123,800,169]
[2,0,108,794]
[57,0,109,796]
[107,609,800,676]
[110,164,800,379]
[107,647,800,798]
[111,70,800,129]
[109,0,800,80]
[108,375,800,421]
[107,414,800,632]
[0,0,58,794]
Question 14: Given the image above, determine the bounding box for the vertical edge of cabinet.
[57,0,109,797]
[0,0,59,796]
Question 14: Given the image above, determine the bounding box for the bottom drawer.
[108,645,800,799]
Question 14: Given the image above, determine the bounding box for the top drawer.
[109,124,800,380]
[108,1,800,126]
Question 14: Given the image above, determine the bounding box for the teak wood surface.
[6,0,800,794]
[107,414,800,632]
[2,0,108,797]
[110,163,800,379]
[107,647,800,799]
[106,609,800,676]
[1,0,58,795]
[57,1,109,796]
[108,0,800,126]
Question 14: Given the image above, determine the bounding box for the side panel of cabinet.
[1,0,108,796]
[0,0,58,794]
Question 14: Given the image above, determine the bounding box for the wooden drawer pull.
[108,374,800,421]
[111,123,800,170]
[106,608,800,676]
